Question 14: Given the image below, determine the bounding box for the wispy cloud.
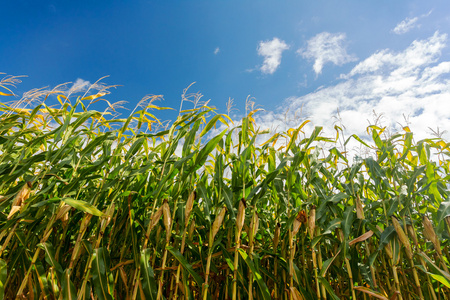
[69,78,90,94]
[392,17,419,34]
[257,37,290,74]
[214,47,220,55]
[392,11,432,35]
[298,32,357,75]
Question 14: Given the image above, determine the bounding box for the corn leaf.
[238,248,271,300]
[63,198,105,217]
[140,248,157,300]
[0,259,6,300]
[166,246,204,288]
[92,248,113,300]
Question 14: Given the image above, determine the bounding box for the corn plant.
[1,74,450,299]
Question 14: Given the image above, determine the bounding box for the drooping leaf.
[63,198,105,217]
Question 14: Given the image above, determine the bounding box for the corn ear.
[308,206,316,239]
[12,181,32,207]
[292,212,302,236]
[391,216,413,260]
[273,222,281,250]
[236,198,246,236]
[185,191,196,227]
[162,200,172,237]
[211,206,227,241]
[406,224,418,247]
[355,194,365,220]
[149,206,163,233]
[423,215,441,255]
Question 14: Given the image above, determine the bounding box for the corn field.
[1,75,450,299]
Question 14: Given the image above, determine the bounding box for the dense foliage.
[1,75,450,299]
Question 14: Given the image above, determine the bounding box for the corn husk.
[423,216,441,255]
[188,219,196,239]
[12,182,32,207]
[236,199,246,236]
[149,206,163,233]
[56,204,72,221]
[308,206,316,239]
[100,202,115,229]
[355,194,365,220]
[8,182,32,219]
[406,224,418,246]
[292,212,302,237]
[7,206,21,219]
[273,223,281,250]
[162,200,172,235]
[290,287,304,300]
[391,216,413,260]
[385,242,393,259]
[185,191,196,227]
[211,206,227,240]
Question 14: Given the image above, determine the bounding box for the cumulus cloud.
[392,17,419,34]
[257,38,290,74]
[214,47,220,55]
[248,31,450,156]
[298,32,357,75]
[286,31,450,140]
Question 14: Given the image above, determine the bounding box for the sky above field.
[2,1,450,142]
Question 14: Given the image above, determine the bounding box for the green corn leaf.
[342,205,354,240]
[194,129,227,169]
[34,260,50,298]
[63,198,105,217]
[140,248,157,300]
[91,248,113,300]
[38,242,63,281]
[167,246,204,288]
[200,114,229,137]
[124,137,144,161]
[319,277,340,300]
[417,251,450,287]
[416,265,450,288]
[238,248,271,300]
[0,259,6,300]
[320,250,341,277]
[61,269,77,300]
[377,225,395,251]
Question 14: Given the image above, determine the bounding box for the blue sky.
[2,1,450,141]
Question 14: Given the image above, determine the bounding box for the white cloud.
[392,11,433,35]
[392,17,419,34]
[214,47,220,55]
[69,78,90,94]
[257,38,290,74]
[298,32,357,75]
[249,31,450,155]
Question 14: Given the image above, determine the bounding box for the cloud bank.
[257,38,290,74]
[298,32,357,75]
[254,31,450,146]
